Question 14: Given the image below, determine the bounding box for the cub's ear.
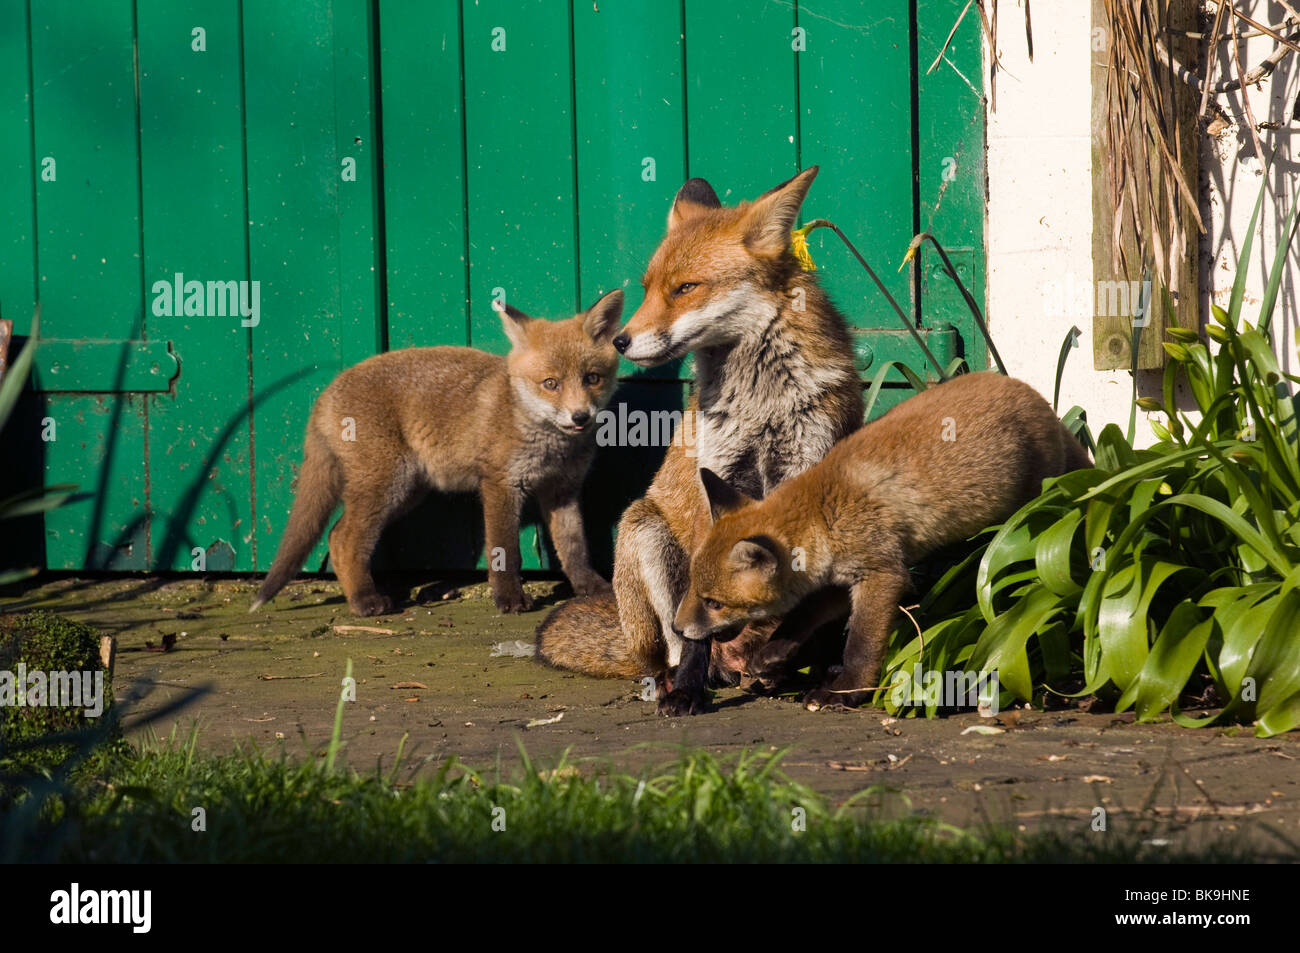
[493,298,532,351]
[728,536,780,576]
[700,468,756,523]
[582,289,625,343]
[668,177,722,230]
[743,165,819,257]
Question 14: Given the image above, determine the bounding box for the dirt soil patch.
[4,575,1298,857]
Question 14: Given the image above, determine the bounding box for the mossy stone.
[0,610,117,774]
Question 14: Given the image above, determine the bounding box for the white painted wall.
[984,1,1299,449]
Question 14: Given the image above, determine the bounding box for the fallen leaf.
[391,681,428,690]
[961,725,1004,736]
[491,640,536,658]
[1081,774,1112,784]
[525,712,564,728]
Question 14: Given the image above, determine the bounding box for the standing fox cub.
[251,291,624,617]
[676,372,1092,712]
[535,167,864,707]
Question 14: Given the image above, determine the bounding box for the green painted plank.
[378,0,468,351]
[371,0,477,570]
[31,0,149,568]
[797,0,915,330]
[684,0,797,201]
[462,0,577,350]
[42,393,150,569]
[916,0,987,370]
[333,0,382,364]
[0,1,35,334]
[243,0,351,572]
[573,0,685,379]
[139,0,255,570]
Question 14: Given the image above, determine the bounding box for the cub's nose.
[571,410,591,427]
[612,333,630,354]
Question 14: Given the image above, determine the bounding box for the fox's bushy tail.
[250,428,342,611]
[535,593,645,678]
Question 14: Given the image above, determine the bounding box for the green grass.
[2,728,1271,864]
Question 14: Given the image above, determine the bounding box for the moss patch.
[0,610,119,791]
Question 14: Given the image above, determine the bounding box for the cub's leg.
[803,569,908,711]
[538,486,611,597]
[329,469,412,616]
[748,587,852,691]
[481,478,531,613]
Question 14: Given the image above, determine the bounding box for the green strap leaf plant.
[873,176,1300,736]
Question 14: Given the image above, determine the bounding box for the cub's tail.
[536,593,644,679]
[250,428,342,611]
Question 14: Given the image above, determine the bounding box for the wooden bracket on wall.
[1090,0,1201,370]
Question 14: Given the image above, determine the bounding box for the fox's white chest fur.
[693,306,850,499]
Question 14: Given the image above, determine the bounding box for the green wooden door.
[0,0,985,576]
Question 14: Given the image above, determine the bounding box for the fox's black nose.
[571,411,591,426]
[612,333,630,354]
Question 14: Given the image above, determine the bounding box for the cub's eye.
[673,282,699,297]
[542,378,559,391]
[583,372,603,386]
[703,598,724,612]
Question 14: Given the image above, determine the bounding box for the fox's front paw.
[349,592,394,617]
[494,589,535,614]
[802,685,868,712]
[658,688,707,717]
[570,573,612,597]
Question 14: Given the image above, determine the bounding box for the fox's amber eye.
[542,378,559,391]
[583,372,602,386]
[703,598,724,612]
[673,282,698,297]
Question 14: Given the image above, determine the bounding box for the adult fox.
[536,167,864,714]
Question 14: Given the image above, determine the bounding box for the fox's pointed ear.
[728,536,780,576]
[743,166,819,257]
[700,468,755,523]
[493,298,532,351]
[668,177,722,230]
[582,289,624,343]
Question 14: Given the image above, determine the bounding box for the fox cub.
[674,372,1092,712]
[251,291,624,617]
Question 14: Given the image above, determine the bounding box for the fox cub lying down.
[252,291,624,617]
[671,372,1092,714]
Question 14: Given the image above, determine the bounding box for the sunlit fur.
[679,373,1093,710]
[536,168,865,698]
[252,292,623,618]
